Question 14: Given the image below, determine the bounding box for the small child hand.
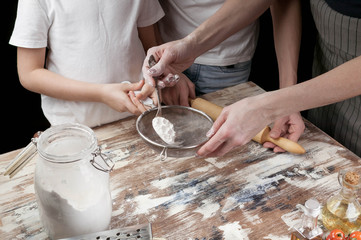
[128,91,148,112]
[135,81,158,105]
[101,80,147,115]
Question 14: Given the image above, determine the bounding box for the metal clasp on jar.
[90,147,115,173]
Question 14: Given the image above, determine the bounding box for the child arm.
[17,47,144,115]
[17,47,100,102]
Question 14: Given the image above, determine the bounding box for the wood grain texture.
[1,82,360,240]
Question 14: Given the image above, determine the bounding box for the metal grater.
[59,223,152,240]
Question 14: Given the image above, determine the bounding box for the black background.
[1,1,316,154]
[1,2,50,154]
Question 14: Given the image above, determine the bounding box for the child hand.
[101,81,147,115]
[135,81,159,106]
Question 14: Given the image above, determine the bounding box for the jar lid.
[304,199,321,217]
[37,123,98,163]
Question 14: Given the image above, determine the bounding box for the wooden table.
[1,82,360,239]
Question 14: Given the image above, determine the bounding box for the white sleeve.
[137,0,164,28]
[9,0,49,48]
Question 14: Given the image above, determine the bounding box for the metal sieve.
[136,106,213,160]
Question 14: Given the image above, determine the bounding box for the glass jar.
[321,169,361,235]
[34,123,114,239]
[293,198,323,239]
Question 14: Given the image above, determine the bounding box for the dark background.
[1,1,316,154]
[1,2,50,154]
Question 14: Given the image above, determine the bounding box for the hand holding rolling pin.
[191,97,305,157]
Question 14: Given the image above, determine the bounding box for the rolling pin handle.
[190,98,306,154]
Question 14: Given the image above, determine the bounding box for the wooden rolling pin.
[190,98,306,154]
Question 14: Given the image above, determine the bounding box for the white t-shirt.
[158,0,259,66]
[10,0,164,127]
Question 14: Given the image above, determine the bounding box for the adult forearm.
[271,0,301,88]
[184,0,272,59]
[261,56,361,121]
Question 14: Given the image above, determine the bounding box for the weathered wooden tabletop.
[1,82,360,240]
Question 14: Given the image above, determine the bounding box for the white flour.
[152,116,176,144]
[35,185,112,239]
[219,221,252,240]
[34,134,112,239]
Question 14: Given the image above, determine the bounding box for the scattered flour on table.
[219,221,251,240]
[194,164,213,172]
[151,173,187,190]
[222,197,241,213]
[111,148,130,162]
[133,194,173,215]
[168,204,187,216]
[193,199,220,220]
[205,157,229,169]
[263,234,291,240]
[242,211,262,225]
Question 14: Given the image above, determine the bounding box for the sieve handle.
[159,147,168,161]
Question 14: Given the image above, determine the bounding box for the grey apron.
[308,0,361,156]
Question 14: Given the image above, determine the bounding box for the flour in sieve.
[152,116,176,144]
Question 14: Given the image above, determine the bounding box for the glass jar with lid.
[34,123,114,239]
[321,168,361,235]
[293,198,323,239]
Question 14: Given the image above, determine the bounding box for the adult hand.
[197,96,271,157]
[161,73,196,106]
[143,39,197,88]
[263,113,305,153]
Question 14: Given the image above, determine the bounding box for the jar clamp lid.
[4,123,114,177]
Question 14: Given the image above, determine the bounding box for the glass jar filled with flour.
[34,123,114,239]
